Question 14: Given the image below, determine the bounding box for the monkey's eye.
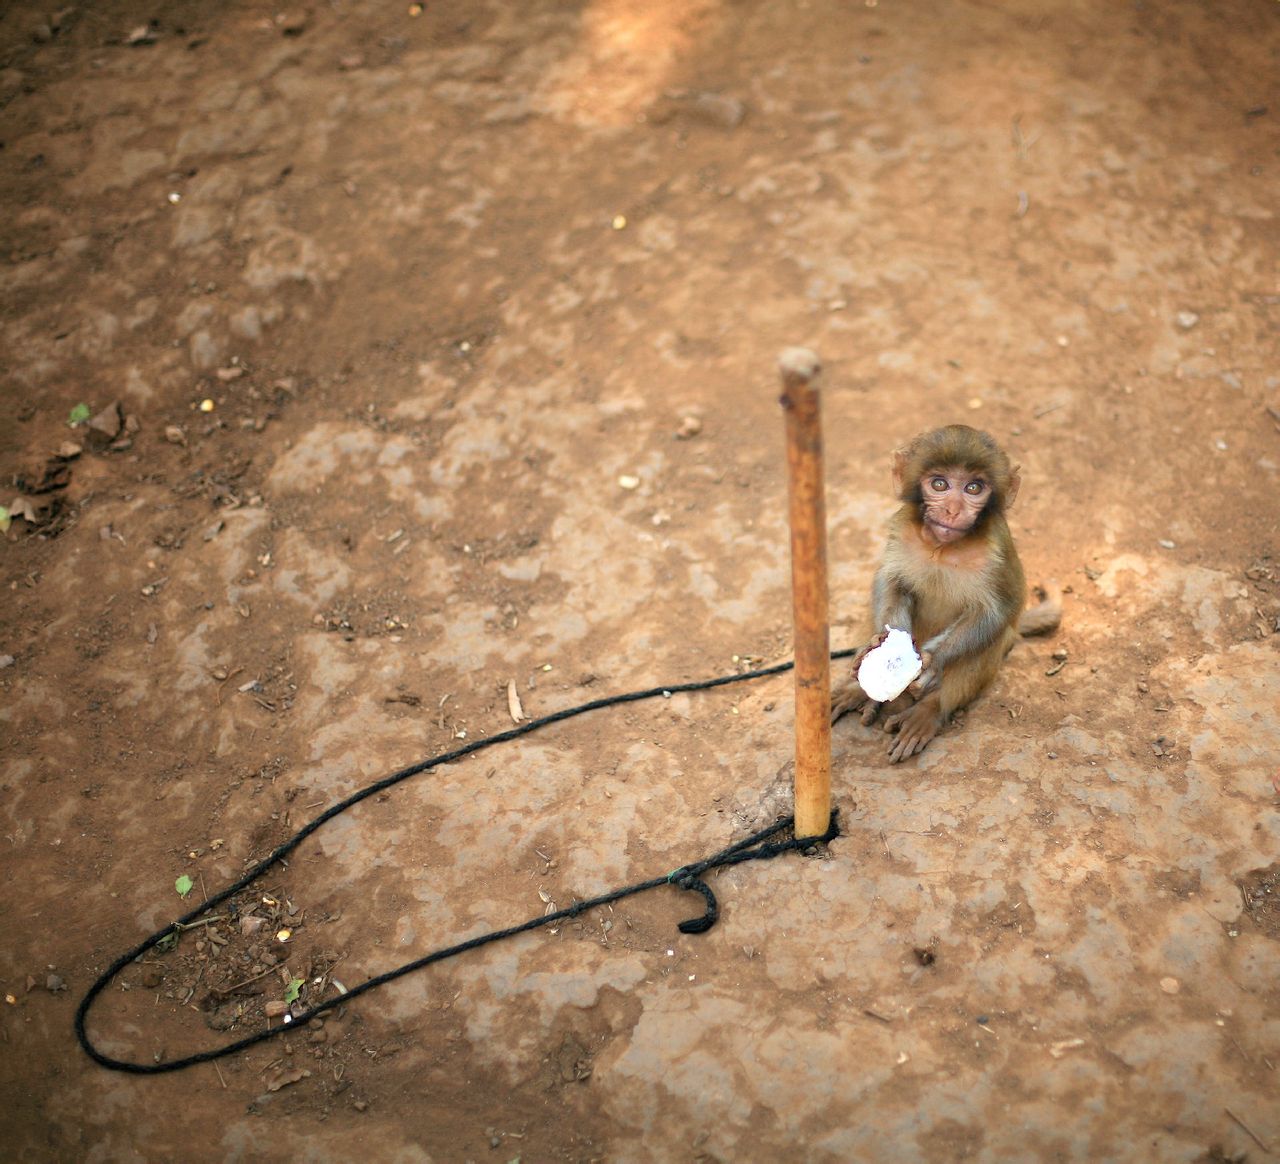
[929,477,948,492]
[964,480,986,496]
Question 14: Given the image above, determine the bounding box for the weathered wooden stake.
[777,347,832,839]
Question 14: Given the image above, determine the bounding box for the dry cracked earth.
[1,1,1278,1161]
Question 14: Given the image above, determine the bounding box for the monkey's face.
[917,466,991,545]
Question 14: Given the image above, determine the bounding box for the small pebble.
[1175,310,1199,330]
[1160,976,1180,995]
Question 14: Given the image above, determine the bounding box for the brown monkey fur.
[831,425,1061,762]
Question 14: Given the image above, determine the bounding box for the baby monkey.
[831,424,1060,762]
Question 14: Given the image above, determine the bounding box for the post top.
[778,347,821,384]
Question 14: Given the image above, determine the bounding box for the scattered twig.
[174,915,225,932]
[1011,115,1041,160]
[1225,1106,1271,1154]
[213,1060,227,1089]
[181,963,206,1006]
[217,965,277,995]
[215,667,244,707]
[1034,401,1065,419]
[862,1008,892,1024]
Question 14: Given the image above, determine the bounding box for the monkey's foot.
[882,699,943,763]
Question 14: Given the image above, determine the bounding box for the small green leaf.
[283,978,303,1004]
[68,403,91,426]
[175,874,195,898]
[0,506,9,533]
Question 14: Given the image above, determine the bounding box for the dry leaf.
[263,1065,310,1091]
[507,678,525,723]
[6,496,42,523]
[1049,1038,1085,1058]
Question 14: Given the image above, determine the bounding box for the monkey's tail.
[1019,581,1063,637]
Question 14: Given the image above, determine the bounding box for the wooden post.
[778,348,832,840]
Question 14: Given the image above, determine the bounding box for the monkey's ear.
[891,448,910,497]
[1006,465,1022,509]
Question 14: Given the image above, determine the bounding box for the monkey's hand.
[909,649,939,695]
[831,632,894,724]
[862,628,892,657]
[832,675,878,723]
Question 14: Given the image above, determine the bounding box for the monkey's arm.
[871,567,914,633]
[914,598,1015,690]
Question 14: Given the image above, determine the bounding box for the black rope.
[74,651,853,1074]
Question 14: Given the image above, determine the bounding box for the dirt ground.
[2,1,1278,1160]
